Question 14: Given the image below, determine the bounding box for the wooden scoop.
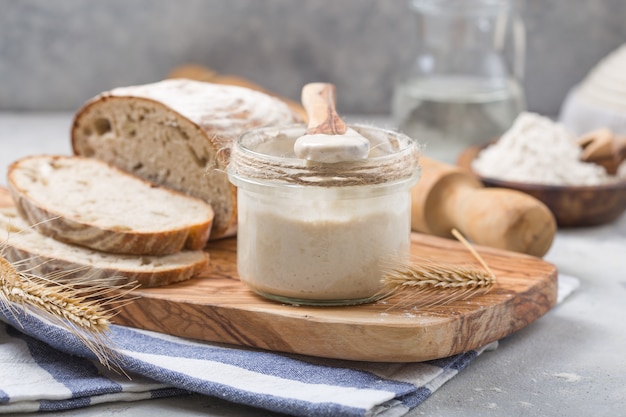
[293,83,370,163]
[578,128,626,175]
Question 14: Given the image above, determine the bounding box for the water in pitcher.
[392,75,524,164]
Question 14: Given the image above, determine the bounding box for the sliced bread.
[7,155,215,256]
[0,207,209,287]
[71,78,302,240]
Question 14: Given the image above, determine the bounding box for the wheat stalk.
[0,255,136,371]
[0,213,138,371]
[378,228,496,310]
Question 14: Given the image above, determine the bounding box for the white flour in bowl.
[471,112,626,185]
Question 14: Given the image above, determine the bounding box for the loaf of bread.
[167,65,308,121]
[7,155,215,256]
[71,79,302,239]
[0,207,209,287]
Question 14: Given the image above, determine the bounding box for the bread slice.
[71,78,302,240]
[0,207,209,287]
[7,155,215,256]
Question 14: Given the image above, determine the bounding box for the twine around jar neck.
[227,124,422,187]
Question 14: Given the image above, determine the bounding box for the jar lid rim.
[227,124,422,187]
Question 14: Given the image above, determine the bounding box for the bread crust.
[7,155,215,256]
[0,207,209,288]
[71,79,302,240]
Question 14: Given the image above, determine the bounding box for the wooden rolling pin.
[412,157,557,257]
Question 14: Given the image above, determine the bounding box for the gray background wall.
[1,0,625,116]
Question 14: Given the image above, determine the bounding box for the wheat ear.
[378,229,496,310]
[0,255,136,371]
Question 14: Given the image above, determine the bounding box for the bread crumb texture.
[71,79,301,239]
[11,155,213,231]
[0,206,209,287]
[8,155,214,256]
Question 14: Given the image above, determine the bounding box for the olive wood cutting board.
[0,186,558,362]
[112,234,558,363]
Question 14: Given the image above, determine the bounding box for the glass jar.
[392,0,526,164]
[227,124,421,306]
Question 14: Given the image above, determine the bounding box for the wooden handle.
[615,136,626,161]
[579,129,626,175]
[301,83,347,135]
[412,158,556,257]
[453,188,556,257]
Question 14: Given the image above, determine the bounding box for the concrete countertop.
[1,112,624,417]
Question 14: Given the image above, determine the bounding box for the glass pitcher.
[391,0,526,164]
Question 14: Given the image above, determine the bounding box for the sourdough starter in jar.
[227,125,421,306]
[237,185,412,303]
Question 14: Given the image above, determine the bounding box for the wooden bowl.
[457,145,626,227]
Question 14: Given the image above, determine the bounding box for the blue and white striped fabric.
[0,275,579,416]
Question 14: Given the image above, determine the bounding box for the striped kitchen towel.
[0,274,579,416]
